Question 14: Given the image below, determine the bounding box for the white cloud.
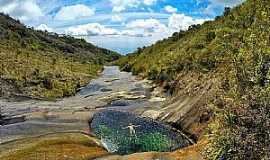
[65,18,167,37]
[110,0,158,12]
[111,15,123,22]
[65,23,119,36]
[0,0,43,22]
[126,18,168,36]
[209,0,244,7]
[204,0,244,15]
[125,14,207,37]
[55,4,95,20]
[164,5,178,13]
[65,13,208,38]
[65,21,156,37]
[143,0,157,5]
[168,13,207,31]
[36,24,53,32]
[126,19,167,32]
[111,0,140,12]
[121,30,148,37]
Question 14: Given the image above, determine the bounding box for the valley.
[0,0,269,159]
[1,66,194,160]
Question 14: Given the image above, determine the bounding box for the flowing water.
[0,66,165,143]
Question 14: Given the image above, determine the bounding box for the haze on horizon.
[0,0,244,54]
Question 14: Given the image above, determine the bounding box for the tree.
[172,32,179,41]
[137,47,143,54]
[224,7,231,16]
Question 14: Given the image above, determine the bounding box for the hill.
[116,0,270,159]
[0,13,121,99]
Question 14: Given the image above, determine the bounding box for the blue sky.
[0,0,244,54]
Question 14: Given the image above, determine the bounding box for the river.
[0,66,166,143]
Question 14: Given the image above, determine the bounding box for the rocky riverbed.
[0,66,196,157]
[0,66,167,144]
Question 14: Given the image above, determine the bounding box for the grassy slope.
[117,0,270,159]
[0,13,121,99]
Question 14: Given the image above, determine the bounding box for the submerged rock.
[79,84,106,95]
[100,88,113,92]
[104,78,120,83]
[90,110,192,155]
[110,100,131,107]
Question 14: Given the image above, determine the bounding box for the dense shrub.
[116,0,270,159]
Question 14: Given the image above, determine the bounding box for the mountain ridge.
[0,13,121,99]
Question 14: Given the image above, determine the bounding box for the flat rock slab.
[90,110,192,155]
[0,133,109,160]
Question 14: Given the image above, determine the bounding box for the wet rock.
[141,110,162,119]
[98,91,146,103]
[84,94,96,98]
[100,88,113,92]
[104,78,120,83]
[79,84,105,95]
[125,94,146,100]
[149,97,166,102]
[110,100,130,107]
[0,115,26,126]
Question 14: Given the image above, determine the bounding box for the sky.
[0,0,244,54]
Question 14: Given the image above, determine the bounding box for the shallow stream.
[0,66,191,154]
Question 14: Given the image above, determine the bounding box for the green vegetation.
[0,13,120,99]
[97,125,173,154]
[116,0,270,159]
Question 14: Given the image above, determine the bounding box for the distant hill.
[116,0,269,159]
[0,13,121,99]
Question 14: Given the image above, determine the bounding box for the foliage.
[116,0,270,159]
[0,13,121,99]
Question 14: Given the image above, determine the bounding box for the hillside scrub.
[116,0,270,159]
[0,13,121,99]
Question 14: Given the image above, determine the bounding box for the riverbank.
[0,66,203,160]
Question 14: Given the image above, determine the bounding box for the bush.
[147,68,159,80]
[206,32,216,42]
[43,77,53,90]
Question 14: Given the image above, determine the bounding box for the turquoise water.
[90,110,191,155]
